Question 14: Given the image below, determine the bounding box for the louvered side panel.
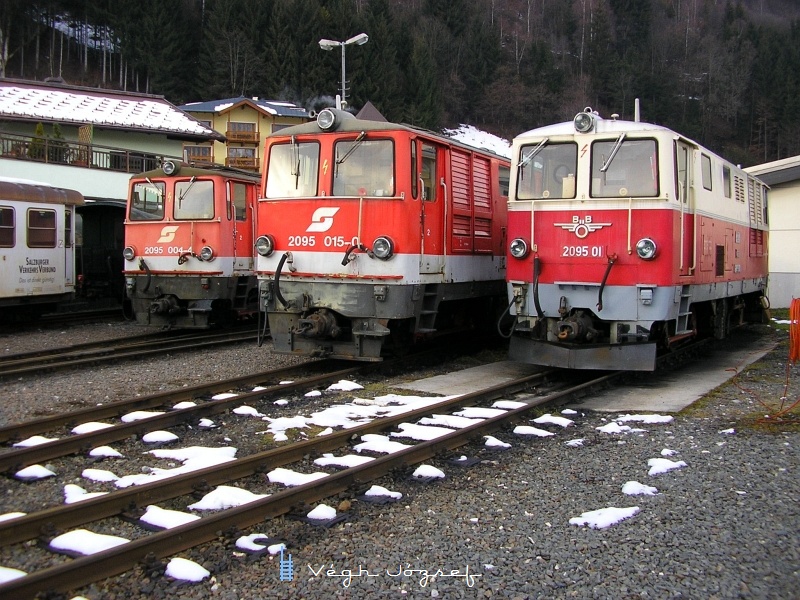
[450,150,474,253]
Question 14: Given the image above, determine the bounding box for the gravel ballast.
[1,321,798,599]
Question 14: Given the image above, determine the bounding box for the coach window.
[517,142,577,200]
[174,180,214,220]
[130,181,165,220]
[701,154,712,191]
[591,139,657,198]
[27,209,56,248]
[265,142,319,198]
[0,207,13,247]
[65,210,72,248]
[333,139,395,197]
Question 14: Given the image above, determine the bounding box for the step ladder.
[675,285,692,335]
[416,284,440,333]
[232,276,250,310]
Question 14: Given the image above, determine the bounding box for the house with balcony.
[179,97,309,172]
[0,77,224,199]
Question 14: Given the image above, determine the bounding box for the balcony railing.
[225,156,259,169]
[0,132,183,174]
[226,130,259,143]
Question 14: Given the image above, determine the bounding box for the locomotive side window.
[675,143,689,203]
[722,165,732,198]
[231,182,248,221]
[499,165,510,196]
[130,181,165,220]
[265,142,319,198]
[591,139,657,198]
[333,139,395,198]
[516,142,577,200]
[701,154,712,191]
[0,206,14,247]
[420,144,436,201]
[174,180,214,220]
[27,209,56,248]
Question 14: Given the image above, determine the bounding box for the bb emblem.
[157,225,180,243]
[553,215,611,239]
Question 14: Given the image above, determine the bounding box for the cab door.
[418,142,444,274]
[675,142,694,277]
[230,181,254,272]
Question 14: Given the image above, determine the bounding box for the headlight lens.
[574,109,595,133]
[509,238,529,259]
[372,236,394,259]
[123,246,136,261]
[636,238,657,260]
[317,109,336,131]
[199,245,214,261]
[162,160,179,175]
[255,235,275,257]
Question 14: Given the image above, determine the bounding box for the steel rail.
[0,370,620,599]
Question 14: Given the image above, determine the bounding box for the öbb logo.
[157,225,180,243]
[306,207,340,233]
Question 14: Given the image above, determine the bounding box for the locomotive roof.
[0,177,84,206]
[135,163,261,182]
[271,111,510,160]
[515,117,674,140]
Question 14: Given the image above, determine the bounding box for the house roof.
[180,96,308,119]
[0,78,224,141]
[745,155,800,186]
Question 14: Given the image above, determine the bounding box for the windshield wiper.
[517,138,548,169]
[290,135,301,189]
[143,177,163,197]
[177,175,197,208]
[336,131,367,165]
[600,133,626,172]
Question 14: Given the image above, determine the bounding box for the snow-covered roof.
[0,79,223,141]
[180,96,308,119]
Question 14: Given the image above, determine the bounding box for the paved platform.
[397,331,779,413]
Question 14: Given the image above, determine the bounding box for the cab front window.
[174,180,214,219]
[516,142,577,200]
[333,139,394,197]
[591,139,658,198]
[265,141,320,198]
[130,181,165,220]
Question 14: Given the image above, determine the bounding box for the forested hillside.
[1,0,799,166]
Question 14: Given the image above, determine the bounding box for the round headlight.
[636,238,657,260]
[123,246,136,261]
[255,235,275,257]
[372,236,394,260]
[509,238,530,259]
[199,245,214,261]
[574,109,595,133]
[317,108,336,131]
[162,160,180,175]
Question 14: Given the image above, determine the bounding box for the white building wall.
[0,158,132,201]
[766,182,800,308]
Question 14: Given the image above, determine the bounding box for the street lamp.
[319,33,369,109]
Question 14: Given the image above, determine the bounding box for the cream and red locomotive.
[122,161,261,328]
[505,108,769,370]
[0,177,83,320]
[255,109,510,360]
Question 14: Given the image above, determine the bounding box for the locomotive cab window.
[591,139,658,198]
[701,154,712,191]
[333,138,395,198]
[174,179,214,220]
[516,141,577,200]
[130,181,165,220]
[420,144,436,201]
[27,209,56,248]
[0,206,14,247]
[229,182,248,221]
[265,141,320,198]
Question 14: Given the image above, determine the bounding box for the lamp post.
[318,33,369,109]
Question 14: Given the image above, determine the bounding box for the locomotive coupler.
[150,295,182,316]
[556,310,599,342]
[298,309,341,338]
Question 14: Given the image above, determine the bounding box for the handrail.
[0,132,183,174]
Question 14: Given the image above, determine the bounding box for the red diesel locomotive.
[255,109,510,360]
[122,161,261,328]
[504,107,769,370]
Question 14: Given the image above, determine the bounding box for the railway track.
[0,359,624,599]
[0,328,258,378]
